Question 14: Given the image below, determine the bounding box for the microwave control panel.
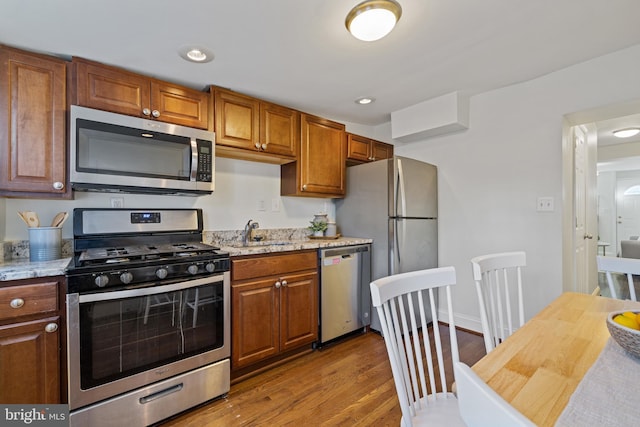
[196,140,213,182]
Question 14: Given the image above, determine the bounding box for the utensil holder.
[29,227,62,262]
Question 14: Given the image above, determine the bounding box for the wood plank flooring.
[161,327,485,426]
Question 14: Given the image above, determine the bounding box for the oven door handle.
[78,274,226,303]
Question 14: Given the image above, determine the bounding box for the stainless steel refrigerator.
[335,156,438,332]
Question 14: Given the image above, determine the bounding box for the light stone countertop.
[0,236,372,281]
[219,237,372,256]
[0,257,72,282]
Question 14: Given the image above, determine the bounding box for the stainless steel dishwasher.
[319,244,371,346]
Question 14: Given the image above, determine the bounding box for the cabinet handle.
[45,323,58,333]
[254,142,261,149]
[281,280,288,287]
[53,181,64,190]
[152,110,160,118]
[10,298,24,309]
[142,108,151,116]
[302,184,307,191]
[261,143,267,150]
[275,281,281,288]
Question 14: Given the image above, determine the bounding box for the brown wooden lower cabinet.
[0,316,60,403]
[0,277,65,403]
[231,251,318,379]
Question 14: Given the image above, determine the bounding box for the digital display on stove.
[131,212,161,224]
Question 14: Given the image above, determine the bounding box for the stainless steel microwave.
[70,105,215,196]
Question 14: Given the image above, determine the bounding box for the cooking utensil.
[17,212,30,226]
[19,211,40,227]
[50,211,68,227]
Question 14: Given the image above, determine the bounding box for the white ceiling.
[3,0,640,128]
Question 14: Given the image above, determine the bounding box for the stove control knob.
[205,263,216,273]
[95,275,110,288]
[156,268,168,280]
[120,272,133,284]
[187,265,199,275]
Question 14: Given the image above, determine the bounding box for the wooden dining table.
[471,292,640,427]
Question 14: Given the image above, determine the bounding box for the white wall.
[3,157,334,241]
[381,43,640,331]
[0,197,5,240]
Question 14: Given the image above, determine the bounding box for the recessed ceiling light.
[345,0,402,42]
[178,46,214,63]
[613,128,640,138]
[355,97,375,105]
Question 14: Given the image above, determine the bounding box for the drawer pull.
[45,323,58,333]
[10,298,24,309]
[275,281,281,289]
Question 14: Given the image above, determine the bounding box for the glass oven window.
[78,282,223,389]
[76,119,191,180]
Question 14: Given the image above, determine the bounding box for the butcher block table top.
[471,292,640,426]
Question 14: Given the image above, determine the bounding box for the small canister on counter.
[325,222,337,237]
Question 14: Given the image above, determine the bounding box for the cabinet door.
[151,81,209,129]
[232,278,279,369]
[214,89,260,150]
[0,316,60,403]
[280,271,318,352]
[296,114,346,196]
[260,102,298,158]
[74,58,150,117]
[0,47,67,196]
[371,140,393,161]
[346,133,371,163]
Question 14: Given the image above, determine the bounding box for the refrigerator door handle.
[391,218,404,275]
[395,158,407,217]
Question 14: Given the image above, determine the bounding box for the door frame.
[562,99,640,293]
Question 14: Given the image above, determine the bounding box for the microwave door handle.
[190,138,198,182]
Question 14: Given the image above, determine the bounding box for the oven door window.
[78,282,223,389]
[76,119,191,180]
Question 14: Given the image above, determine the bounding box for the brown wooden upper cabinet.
[281,114,346,198]
[346,133,394,165]
[0,45,70,198]
[213,87,298,163]
[71,57,210,129]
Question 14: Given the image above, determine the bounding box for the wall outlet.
[271,198,280,212]
[110,197,124,208]
[537,196,554,212]
[257,199,266,211]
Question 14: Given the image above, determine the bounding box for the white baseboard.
[439,309,483,334]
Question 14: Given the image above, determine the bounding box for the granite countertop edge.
[0,257,72,282]
[0,238,372,281]
[220,237,373,256]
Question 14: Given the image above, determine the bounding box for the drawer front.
[0,282,59,321]
[232,250,317,281]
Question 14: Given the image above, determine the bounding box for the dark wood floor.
[161,326,486,426]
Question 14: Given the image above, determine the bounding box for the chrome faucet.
[243,220,259,246]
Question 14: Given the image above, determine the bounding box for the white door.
[616,178,640,252]
[574,127,588,292]
[573,125,598,294]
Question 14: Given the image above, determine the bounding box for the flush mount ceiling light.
[613,127,640,138]
[178,46,214,63]
[345,0,402,42]
[355,97,375,105]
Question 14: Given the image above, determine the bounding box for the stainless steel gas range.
[65,208,230,426]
